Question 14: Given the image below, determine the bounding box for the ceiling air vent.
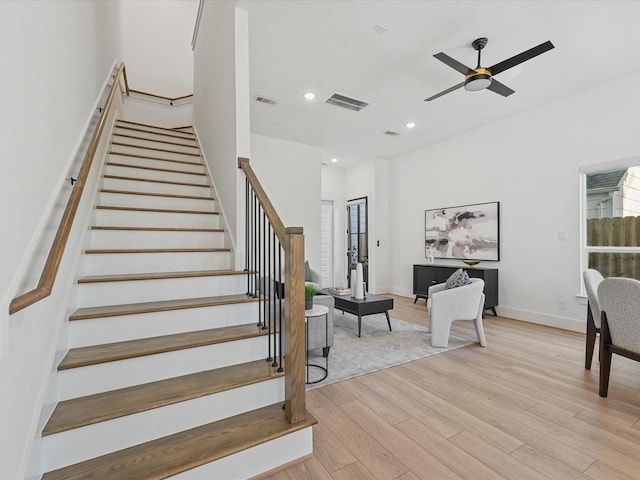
[255,95,277,105]
[384,130,400,136]
[324,93,369,112]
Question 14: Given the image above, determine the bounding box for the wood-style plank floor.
[259,294,640,480]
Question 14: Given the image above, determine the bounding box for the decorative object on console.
[425,201,500,261]
[463,259,481,267]
[355,263,365,299]
[329,287,351,296]
[350,267,357,296]
[305,284,317,310]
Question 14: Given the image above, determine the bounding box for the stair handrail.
[9,63,130,315]
[238,157,307,424]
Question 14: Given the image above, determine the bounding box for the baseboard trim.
[497,306,585,333]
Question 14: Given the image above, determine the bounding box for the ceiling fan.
[425,37,554,101]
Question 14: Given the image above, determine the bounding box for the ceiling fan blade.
[488,40,554,76]
[424,81,465,102]
[433,52,475,75]
[486,79,515,97]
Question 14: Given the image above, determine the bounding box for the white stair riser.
[111,137,200,155]
[109,145,201,164]
[108,153,203,173]
[77,274,247,308]
[105,164,208,186]
[84,251,231,275]
[99,191,216,212]
[114,126,196,145]
[95,209,220,228]
[58,336,276,399]
[171,428,313,480]
[69,302,259,347]
[90,229,224,249]
[42,378,285,472]
[103,176,211,197]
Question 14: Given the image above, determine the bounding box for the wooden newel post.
[284,226,306,424]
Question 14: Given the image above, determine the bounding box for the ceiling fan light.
[464,74,492,91]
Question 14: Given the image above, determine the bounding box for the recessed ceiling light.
[331,158,338,163]
[406,122,416,129]
[304,92,316,101]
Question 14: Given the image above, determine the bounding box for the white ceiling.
[236,0,640,167]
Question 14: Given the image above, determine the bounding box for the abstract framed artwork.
[425,201,500,261]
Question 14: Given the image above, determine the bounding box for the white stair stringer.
[42,378,285,473]
[57,334,275,400]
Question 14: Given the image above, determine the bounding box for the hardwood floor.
[259,294,640,480]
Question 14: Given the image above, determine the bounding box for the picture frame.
[425,201,500,261]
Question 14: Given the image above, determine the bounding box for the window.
[582,164,640,280]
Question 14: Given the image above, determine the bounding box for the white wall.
[250,135,322,269]
[193,3,251,260]
[390,71,640,331]
[343,158,391,294]
[0,2,118,477]
[321,165,346,286]
[117,0,198,97]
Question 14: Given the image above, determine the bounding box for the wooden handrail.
[238,157,289,243]
[9,64,130,315]
[129,89,193,103]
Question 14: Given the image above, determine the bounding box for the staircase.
[40,119,315,479]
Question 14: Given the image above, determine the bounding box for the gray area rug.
[306,311,472,388]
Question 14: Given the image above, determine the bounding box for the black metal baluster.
[271,228,279,368]
[245,178,250,296]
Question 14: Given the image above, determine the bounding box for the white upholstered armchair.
[427,278,487,348]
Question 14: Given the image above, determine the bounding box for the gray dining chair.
[583,269,604,369]
[597,277,640,397]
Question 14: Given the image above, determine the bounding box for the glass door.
[347,197,368,289]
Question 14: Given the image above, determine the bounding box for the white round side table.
[305,304,329,384]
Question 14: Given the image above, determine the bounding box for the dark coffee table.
[319,290,394,337]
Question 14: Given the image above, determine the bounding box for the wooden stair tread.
[116,119,195,136]
[103,174,209,188]
[44,359,283,435]
[96,205,219,215]
[106,162,205,176]
[42,403,316,480]
[114,125,196,141]
[109,151,202,166]
[78,269,245,283]
[91,226,223,232]
[113,132,199,149]
[85,248,230,254]
[59,323,267,370]
[111,142,201,157]
[69,293,257,320]
[99,189,214,201]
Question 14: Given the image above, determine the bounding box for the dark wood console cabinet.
[413,264,498,315]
